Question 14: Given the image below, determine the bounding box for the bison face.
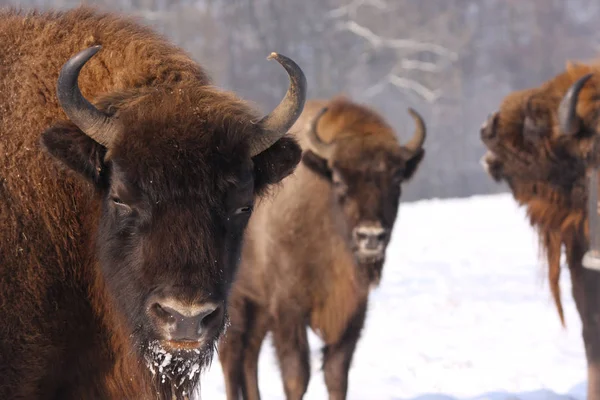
[43,121,301,393]
[302,107,426,285]
[478,71,600,228]
[96,155,255,376]
[40,47,305,396]
[479,88,587,199]
[480,88,555,186]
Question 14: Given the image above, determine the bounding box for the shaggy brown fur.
[218,96,426,399]
[0,6,303,400]
[480,61,600,400]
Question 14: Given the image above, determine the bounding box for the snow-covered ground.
[201,193,587,399]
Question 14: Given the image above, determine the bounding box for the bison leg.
[219,295,249,400]
[219,296,270,400]
[219,328,244,399]
[272,319,310,400]
[567,238,600,400]
[321,302,367,400]
[573,267,600,400]
[241,303,270,400]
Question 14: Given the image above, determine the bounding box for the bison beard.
[136,310,229,399]
[143,340,213,398]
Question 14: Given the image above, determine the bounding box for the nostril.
[357,233,367,240]
[150,303,177,324]
[365,235,381,249]
[376,232,387,242]
[149,299,223,341]
[199,304,221,329]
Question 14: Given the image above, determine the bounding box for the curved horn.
[306,107,334,159]
[57,45,122,147]
[558,73,593,136]
[250,53,307,157]
[404,108,426,153]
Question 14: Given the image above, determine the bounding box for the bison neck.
[245,165,373,345]
[305,181,370,344]
[309,254,370,345]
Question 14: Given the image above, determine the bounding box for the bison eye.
[111,197,132,213]
[234,205,253,215]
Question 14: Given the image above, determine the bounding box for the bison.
[218,96,426,399]
[0,7,307,400]
[479,62,600,399]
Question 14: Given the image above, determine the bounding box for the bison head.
[479,62,600,323]
[40,46,305,396]
[301,101,426,285]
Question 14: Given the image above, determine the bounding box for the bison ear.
[403,148,425,181]
[40,121,107,186]
[301,149,332,180]
[252,136,302,194]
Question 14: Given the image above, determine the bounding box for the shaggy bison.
[0,7,306,400]
[480,62,600,399]
[218,96,426,399]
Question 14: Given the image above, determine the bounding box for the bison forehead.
[332,137,404,168]
[109,145,255,207]
[97,82,262,156]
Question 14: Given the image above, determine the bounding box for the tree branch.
[326,0,386,19]
[365,74,441,103]
[398,59,445,73]
[336,20,458,59]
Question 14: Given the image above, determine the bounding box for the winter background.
[200,193,587,400]
[1,1,593,398]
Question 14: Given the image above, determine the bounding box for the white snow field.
[201,193,588,399]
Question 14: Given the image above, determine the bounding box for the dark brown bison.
[0,7,307,400]
[479,62,600,399]
[218,96,426,400]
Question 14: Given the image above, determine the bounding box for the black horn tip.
[57,46,103,93]
[407,107,424,123]
[568,73,594,99]
[559,73,594,135]
[249,53,308,157]
[56,45,120,148]
[405,107,426,152]
[62,45,102,70]
[266,52,307,92]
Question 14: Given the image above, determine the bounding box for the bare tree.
[1,0,598,200]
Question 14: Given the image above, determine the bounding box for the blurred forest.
[1,0,599,201]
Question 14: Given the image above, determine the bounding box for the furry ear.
[40,121,107,186]
[251,135,302,194]
[301,149,332,180]
[403,148,425,181]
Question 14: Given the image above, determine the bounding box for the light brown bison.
[0,6,307,400]
[480,62,600,399]
[218,96,426,399]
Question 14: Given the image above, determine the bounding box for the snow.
[200,193,588,399]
